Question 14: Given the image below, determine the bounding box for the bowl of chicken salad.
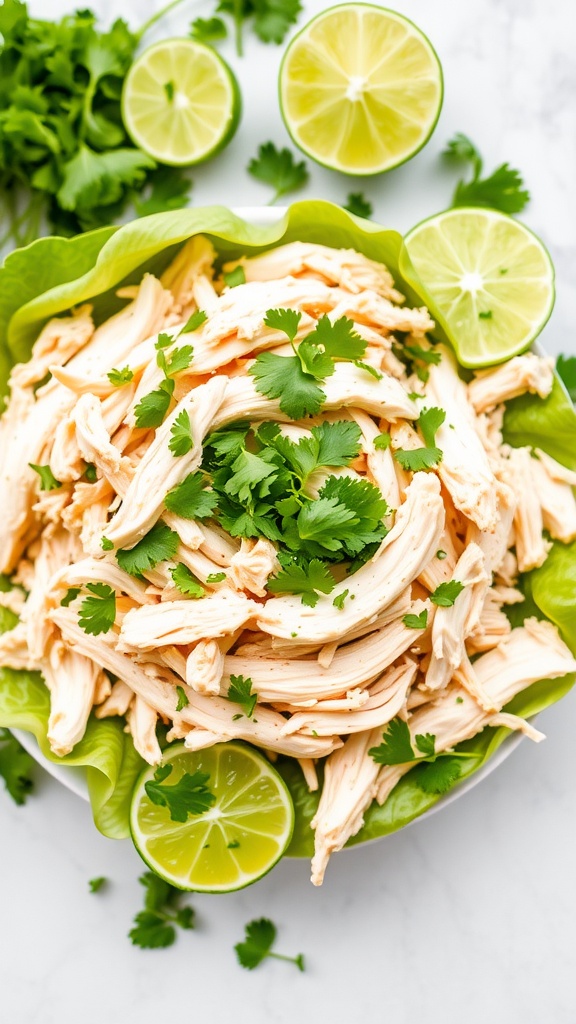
[0,200,575,889]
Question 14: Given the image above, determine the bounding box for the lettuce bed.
[0,201,575,854]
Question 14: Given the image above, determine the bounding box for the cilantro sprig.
[227,674,257,718]
[344,192,373,219]
[247,143,308,204]
[116,522,179,577]
[129,871,195,950]
[28,463,61,491]
[369,716,477,795]
[393,406,446,472]
[144,763,216,823]
[235,918,305,972]
[443,133,530,215]
[78,583,116,635]
[0,728,35,805]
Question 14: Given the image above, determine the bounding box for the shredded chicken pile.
[1,237,575,885]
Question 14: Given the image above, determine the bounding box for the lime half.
[130,742,294,893]
[405,207,555,367]
[279,3,443,175]
[122,39,241,166]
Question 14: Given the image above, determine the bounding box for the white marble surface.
[2,1,576,1021]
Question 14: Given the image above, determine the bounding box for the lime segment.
[122,39,241,166]
[130,742,294,892]
[279,3,443,175]
[404,207,555,367]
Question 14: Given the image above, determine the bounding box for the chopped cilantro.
[403,609,428,629]
[169,409,194,457]
[368,717,417,765]
[354,359,382,380]
[175,686,190,712]
[268,559,335,607]
[0,728,34,805]
[443,132,530,214]
[169,563,205,599]
[206,572,226,583]
[430,580,465,607]
[116,522,179,577]
[133,166,192,218]
[418,407,446,448]
[227,674,257,718]
[134,378,175,429]
[107,366,134,386]
[84,463,98,483]
[129,871,195,950]
[247,142,308,204]
[223,266,246,288]
[436,549,448,560]
[78,583,116,635]
[190,15,228,43]
[28,463,61,491]
[164,472,218,520]
[89,877,107,894]
[235,918,305,972]
[344,192,373,219]
[249,351,325,420]
[417,757,463,794]
[144,763,216,823]
[60,587,80,607]
[373,432,392,451]
[157,344,194,377]
[101,537,114,551]
[332,588,349,610]
[181,309,208,333]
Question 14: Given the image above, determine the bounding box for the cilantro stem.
[232,0,244,56]
[135,0,187,42]
[268,952,305,971]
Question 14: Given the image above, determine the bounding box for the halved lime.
[279,3,443,175]
[404,207,555,367]
[130,742,294,892]
[122,39,241,166]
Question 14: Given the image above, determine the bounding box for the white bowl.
[13,204,526,834]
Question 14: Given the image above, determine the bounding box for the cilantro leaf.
[169,409,194,457]
[181,310,208,334]
[430,580,465,607]
[227,674,257,718]
[374,432,391,450]
[444,133,530,215]
[414,732,436,758]
[312,420,362,469]
[107,366,134,386]
[418,407,446,448]
[206,571,226,583]
[157,344,194,377]
[134,378,175,428]
[393,447,443,471]
[224,449,278,503]
[344,192,373,219]
[332,588,349,610]
[116,522,179,577]
[247,142,308,203]
[223,266,246,288]
[403,609,428,629]
[190,15,228,43]
[133,166,192,217]
[144,763,216,823]
[175,685,190,712]
[557,355,576,402]
[252,0,302,45]
[164,472,218,520]
[129,871,195,950]
[88,876,107,893]
[235,918,305,972]
[305,314,366,361]
[264,307,302,343]
[78,583,116,635]
[417,757,463,795]
[203,422,251,468]
[28,463,61,491]
[101,537,114,551]
[404,344,441,366]
[354,359,382,380]
[369,717,419,766]
[249,352,325,419]
[60,587,80,607]
[0,728,35,805]
[170,563,205,599]
[267,559,335,607]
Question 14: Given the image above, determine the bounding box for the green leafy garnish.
[169,563,205,599]
[175,686,190,712]
[247,142,308,204]
[78,583,116,635]
[222,266,246,288]
[164,471,218,520]
[116,522,179,577]
[268,558,335,607]
[28,463,61,491]
[190,16,228,44]
[344,192,373,219]
[60,587,81,607]
[557,355,576,402]
[157,344,194,377]
[88,876,107,893]
[181,309,208,334]
[0,728,34,805]
[144,763,216,823]
[478,310,493,320]
[206,572,226,583]
[403,609,428,629]
[332,588,349,610]
[417,757,463,794]
[129,871,195,950]
[133,166,192,218]
[373,432,391,451]
[101,537,114,551]
[250,352,325,419]
[84,463,98,483]
[235,918,305,972]
[264,306,302,342]
[394,406,446,471]
[443,133,530,215]
[430,580,465,607]
[169,409,194,457]
[227,674,257,718]
[107,366,134,387]
[134,378,175,429]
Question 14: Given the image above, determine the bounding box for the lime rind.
[130,742,295,893]
[403,206,555,368]
[279,3,443,175]
[122,39,241,167]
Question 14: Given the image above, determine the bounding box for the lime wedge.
[122,39,241,166]
[130,742,294,892]
[279,3,443,175]
[404,207,555,367]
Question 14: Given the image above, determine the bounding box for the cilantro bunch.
[0,0,190,247]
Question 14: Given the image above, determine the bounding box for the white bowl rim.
[11,203,539,840]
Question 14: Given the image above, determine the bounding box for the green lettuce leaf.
[0,200,574,851]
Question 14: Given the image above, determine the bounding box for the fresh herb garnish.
[0,728,35,805]
[129,871,195,950]
[206,572,226,583]
[344,192,373,219]
[144,764,216,823]
[107,366,134,387]
[430,580,465,607]
[28,463,61,491]
[227,674,257,718]
[403,609,428,629]
[393,406,446,471]
[134,378,175,429]
[164,471,218,520]
[268,558,335,607]
[223,266,246,288]
[78,583,116,635]
[116,522,179,577]
[443,132,530,214]
[247,142,308,204]
[175,685,190,711]
[169,563,205,599]
[60,587,81,607]
[169,409,194,457]
[181,309,208,333]
[88,876,107,893]
[235,918,305,972]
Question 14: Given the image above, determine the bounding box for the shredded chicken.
[0,234,571,888]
